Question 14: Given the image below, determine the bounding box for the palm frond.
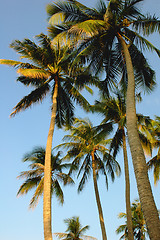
[17,176,41,196]
[52,179,64,205]
[0,59,30,68]
[29,178,44,209]
[110,128,123,158]
[10,84,50,117]
[132,14,160,35]
[118,0,143,22]
[17,68,51,79]
[56,82,75,128]
[128,29,160,57]
[16,76,44,87]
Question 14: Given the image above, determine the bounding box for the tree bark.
[91,151,107,240]
[122,129,134,240]
[119,35,160,240]
[43,77,58,240]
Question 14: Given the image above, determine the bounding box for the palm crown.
[17,147,74,208]
[54,216,97,240]
[0,33,92,126]
[92,91,154,157]
[56,118,121,191]
[47,0,158,95]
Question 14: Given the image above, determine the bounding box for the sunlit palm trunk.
[119,35,160,240]
[43,77,58,240]
[122,129,134,240]
[91,151,107,240]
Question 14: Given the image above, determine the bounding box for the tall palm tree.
[116,200,148,240]
[56,118,121,240]
[92,91,153,240]
[46,1,160,238]
[92,92,134,240]
[17,147,74,208]
[0,34,94,240]
[54,216,97,240]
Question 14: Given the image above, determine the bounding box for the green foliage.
[91,91,154,158]
[46,0,159,96]
[116,200,148,240]
[55,118,121,191]
[17,147,74,208]
[0,33,94,128]
[54,216,97,240]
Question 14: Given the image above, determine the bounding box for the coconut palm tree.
[55,118,121,240]
[17,147,74,208]
[54,216,97,240]
[92,92,134,240]
[116,200,148,240]
[92,91,154,240]
[46,1,160,238]
[0,33,94,240]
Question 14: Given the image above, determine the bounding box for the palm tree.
[46,1,160,238]
[55,118,121,240]
[17,147,74,208]
[116,200,148,240]
[0,34,94,240]
[54,216,97,240]
[92,91,154,240]
[92,92,134,240]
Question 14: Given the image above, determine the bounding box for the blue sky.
[1,0,160,240]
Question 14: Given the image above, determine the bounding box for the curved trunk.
[43,77,58,240]
[119,35,160,240]
[122,129,134,240]
[91,151,107,240]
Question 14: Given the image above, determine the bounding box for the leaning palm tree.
[55,118,121,240]
[17,147,74,208]
[47,1,160,238]
[0,34,94,240]
[116,200,148,240]
[54,216,97,240]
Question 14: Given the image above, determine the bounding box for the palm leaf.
[29,177,44,208]
[132,15,160,35]
[10,84,50,117]
[129,29,160,57]
[52,179,64,205]
[17,68,51,79]
[17,176,42,196]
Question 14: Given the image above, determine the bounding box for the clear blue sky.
[1,1,160,240]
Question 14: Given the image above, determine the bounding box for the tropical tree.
[92,92,134,240]
[55,118,121,240]
[46,1,160,238]
[92,91,154,240]
[17,146,74,208]
[0,34,94,240]
[116,200,148,240]
[54,216,97,240]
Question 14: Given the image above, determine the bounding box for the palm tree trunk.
[119,35,160,240]
[122,129,134,240]
[43,77,58,240]
[91,151,107,240]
